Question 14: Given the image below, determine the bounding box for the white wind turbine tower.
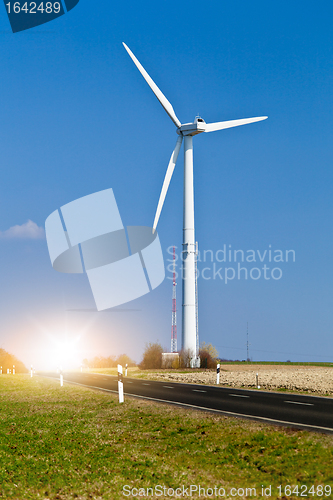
[123,43,267,367]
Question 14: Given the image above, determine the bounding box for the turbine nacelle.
[177,117,206,136]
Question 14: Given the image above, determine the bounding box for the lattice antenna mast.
[171,246,177,353]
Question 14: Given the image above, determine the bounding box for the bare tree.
[139,342,163,369]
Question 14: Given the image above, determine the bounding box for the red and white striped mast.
[171,246,177,353]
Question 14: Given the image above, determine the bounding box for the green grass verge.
[0,375,333,499]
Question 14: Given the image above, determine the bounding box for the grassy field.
[0,375,333,500]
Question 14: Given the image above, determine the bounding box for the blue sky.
[0,0,333,368]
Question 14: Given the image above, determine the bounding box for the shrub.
[116,354,136,367]
[83,354,136,369]
[200,342,218,359]
[0,348,27,373]
[139,342,163,369]
[199,342,218,369]
[178,349,193,368]
[199,349,217,369]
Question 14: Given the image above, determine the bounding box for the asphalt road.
[39,372,333,434]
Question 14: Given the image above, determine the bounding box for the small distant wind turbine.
[123,43,267,366]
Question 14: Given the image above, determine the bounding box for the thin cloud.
[0,220,45,240]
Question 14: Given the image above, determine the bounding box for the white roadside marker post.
[30,365,33,378]
[125,363,128,377]
[256,373,260,389]
[60,367,63,387]
[80,365,83,373]
[118,364,124,403]
[0,366,2,375]
[7,368,9,374]
[216,364,220,384]
[13,365,15,375]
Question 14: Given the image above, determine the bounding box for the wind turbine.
[123,43,267,366]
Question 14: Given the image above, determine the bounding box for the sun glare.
[42,334,83,371]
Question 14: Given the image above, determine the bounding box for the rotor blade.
[204,116,267,133]
[153,136,183,233]
[123,43,181,129]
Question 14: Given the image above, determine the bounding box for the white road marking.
[285,400,314,406]
[127,381,133,383]
[229,394,249,398]
[163,386,174,389]
[193,389,207,393]
[142,383,150,386]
